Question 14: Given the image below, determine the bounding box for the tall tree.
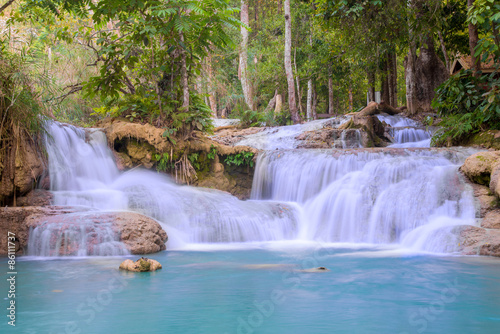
[240,0,254,110]
[284,0,301,123]
[467,0,480,74]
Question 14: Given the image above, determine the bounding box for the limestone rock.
[490,162,500,198]
[460,151,500,186]
[452,225,500,257]
[481,210,500,229]
[119,257,162,272]
[113,212,168,254]
[338,114,391,147]
[16,189,53,207]
[296,128,362,149]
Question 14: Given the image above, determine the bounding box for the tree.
[284,0,301,123]
[239,0,254,110]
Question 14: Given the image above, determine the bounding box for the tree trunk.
[275,94,283,114]
[437,30,450,72]
[405,36,449,115]
[312,83,318,120]
[306,79,312,120]
[388,51,397,107]
[240,0,254,110]
[367,70,375,102]
[467,0,480,75]
[294,48,303,116]
[180,33,189,109]
[328,67,334,115]
[284,0,301,123]
[207,55,217,117]
[381,54,389,105]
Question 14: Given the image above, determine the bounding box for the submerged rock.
[119,257,162,272]
[299,267,330,273]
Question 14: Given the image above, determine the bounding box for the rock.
[452,225,500,257]
[482,210,500,229]
[490,162,500,198]
[338,114,391,147]
[113,212,168,254]
[460,151,500,186]
[469,182,498,218]
[296,128,362,149]
[299,267,330,273]
[0,131,46,204]
[119,257,162,272]
[113,152,133,171]
[16,189,53,206]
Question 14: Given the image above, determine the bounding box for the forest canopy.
[0,0,498,144]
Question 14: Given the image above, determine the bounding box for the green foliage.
[162,128,177,145]
[431,70,500,145]
[238,109,265,128]
[468,0,500,61]
[188,153,200,170]
[224,151,255,167]
[207,145,218,160]
[154,152,171,172]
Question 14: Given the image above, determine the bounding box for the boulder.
[112,212,168,254]
[460,151,500,186]
[119,257,162,272]
[338,114,391,147]
[296,128,362,149]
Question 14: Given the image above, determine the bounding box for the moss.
[473,173,491,186]
[138,258,151,272]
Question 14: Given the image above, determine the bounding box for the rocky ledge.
[0,206,168,256]
[457,150,500,256]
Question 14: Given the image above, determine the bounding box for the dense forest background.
[0,0,499,144]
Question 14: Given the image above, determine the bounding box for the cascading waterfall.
[252,148,478,249]
[377,114,432,148]
[34,115,480,256]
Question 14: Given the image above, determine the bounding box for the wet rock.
[299,267,331,273]
[452,225,500,257]
[460,151,500,186]
[296,128,361,149]
[481,210,500,229]
[16,189,53,206]
[113,212,168,254]
[469,182,498,218]
[119,257,162,272]
[338,114,391,147]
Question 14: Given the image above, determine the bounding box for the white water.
[377,114,432,148]
[233,116,351,150]
[33,118,480,256]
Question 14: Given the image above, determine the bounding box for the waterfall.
[35,118,480,256]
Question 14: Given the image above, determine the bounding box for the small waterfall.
[27,213,129,256]
[377,114,432,148]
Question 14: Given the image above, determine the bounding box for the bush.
[431,69,500,145]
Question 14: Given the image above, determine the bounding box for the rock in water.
[119,258,162,272]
